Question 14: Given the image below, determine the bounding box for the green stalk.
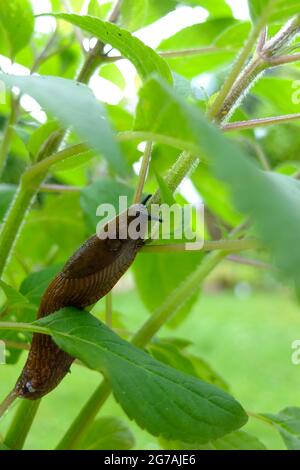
[141,238,260,253]
[133,141,153,204]
[4,399,41,450]
[211,15,300,123]
[207,14,267,121]
[0,174,45,278]
[148,151,198,206]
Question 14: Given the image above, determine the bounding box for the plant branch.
[227,254,273,270]
[222,113,300,132]
[102,46,233,62]
[39,184,82,193]
[141,238,260,253]
[133,141,152,204]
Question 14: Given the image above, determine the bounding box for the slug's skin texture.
[14,207,147,400]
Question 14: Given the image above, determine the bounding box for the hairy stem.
[0,175,45,278]
[222,113,300,132]
[141,238,260,253]
[207,9,270,121]
[133,142,153,204]
[213,15,300,123]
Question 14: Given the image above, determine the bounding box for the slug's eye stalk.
[140,194,163,223]
[141,194,152,206]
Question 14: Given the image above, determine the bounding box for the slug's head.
[99,195,161,244]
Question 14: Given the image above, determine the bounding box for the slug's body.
[14,205,148,400]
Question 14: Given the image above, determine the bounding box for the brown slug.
[13,202,153,400]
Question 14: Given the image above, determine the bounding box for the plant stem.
[4,399,41,449]
[103,46,233,62]
[222,113,300,132]
[133,141,152,204]
[141,238,260,253]
[148,152,199,206]
[227,255,273,270]
[0,175,45,278]
[213,15,300,123]
[118,131,198,155]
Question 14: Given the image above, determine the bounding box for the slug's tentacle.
[14,207,147,400]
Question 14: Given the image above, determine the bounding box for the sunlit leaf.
[46,13,173,83]
[0,0,34,58]
[0,74,127,176]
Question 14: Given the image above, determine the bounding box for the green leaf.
[214,22,252,49]
[253,77,300,116]
[37,308,248,444]
[153,167,176,206]
[0,74,127,176]
[192,166,242,227]
[263,407,300,450]
[248,0,300,23]
[0,184,16,221]
[20,265,62,306]
[0,0,34,58]
[88,0,112,19]
[149,339,229,391]
[46,13,173,83]
[0,281,35,364]
[76,417,135,450]
[120,0,232,31]
[99,63,126,90]
[16,192,86,266]
[162,430,266,450]
[135,77,300,281]
[80,178,134,234]
[0,280,31,310]
[27,120,60,161]
[191,0,233,17]
[159,19,236,51]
